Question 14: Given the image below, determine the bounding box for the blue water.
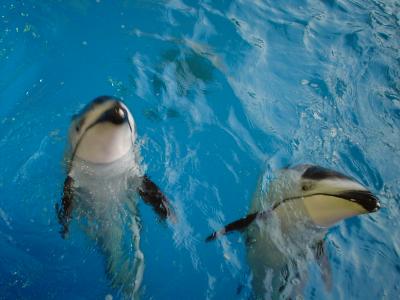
[0,0,399,299]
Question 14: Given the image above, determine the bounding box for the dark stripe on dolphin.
[302,166,352,181]
[72,95,114,120]
[271,190,380,213]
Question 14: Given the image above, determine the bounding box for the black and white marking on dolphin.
[55,95,175,298]
[206,164,380,298]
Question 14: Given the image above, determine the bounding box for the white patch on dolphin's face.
[69,96,136,164]
[265,165,380,228]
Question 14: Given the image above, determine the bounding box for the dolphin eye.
[75,118,85,132]
[302,183,313,192]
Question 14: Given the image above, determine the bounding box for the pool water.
[0,0,399,299]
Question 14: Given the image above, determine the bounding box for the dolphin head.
[268,165,380,228]
[68,96,136,164]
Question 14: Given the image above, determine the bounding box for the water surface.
[0,0,399,299]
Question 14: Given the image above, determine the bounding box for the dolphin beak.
[302,188,380,228]
[297,165,381,227]
[112,105,127,124]
[96,103,128,125]
[300,165,381,214]
[337,190,380,213]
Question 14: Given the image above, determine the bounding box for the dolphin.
[206,164,380,299]
[56,96,175,299]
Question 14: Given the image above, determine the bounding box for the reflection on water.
[0,0,399,299]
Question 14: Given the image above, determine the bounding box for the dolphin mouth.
[271,190,381,213]
[337,190,381,212]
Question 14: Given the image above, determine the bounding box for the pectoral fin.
[205,211,266,242]
[55,175,74,239]
[138,175,176,222]
[313,239,332,291]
